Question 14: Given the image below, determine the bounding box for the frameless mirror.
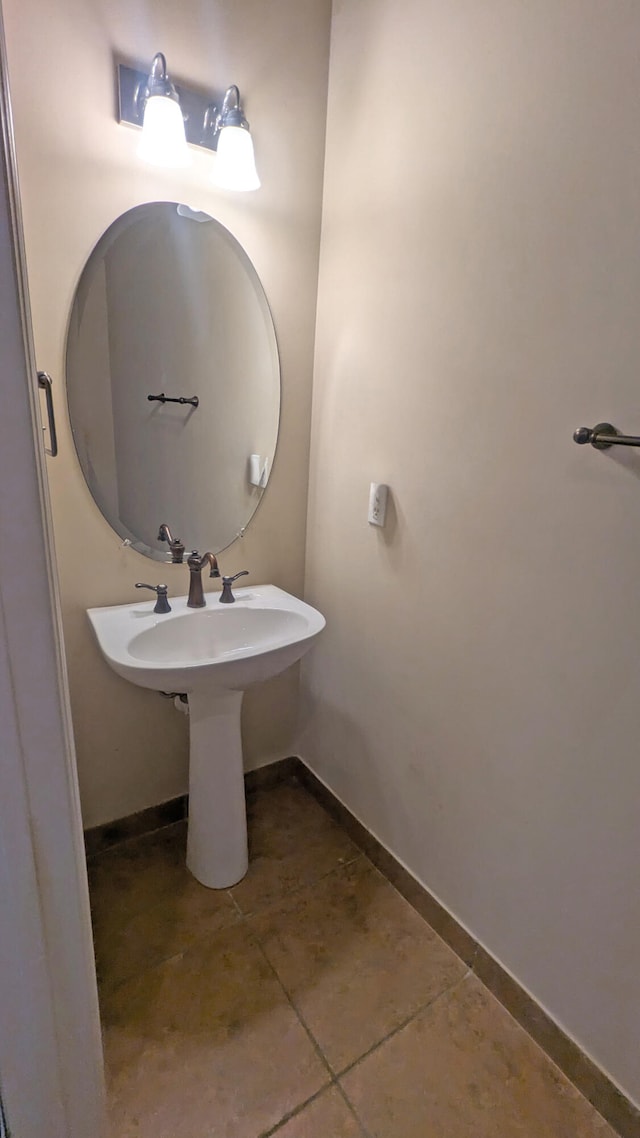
[66,202,280,560]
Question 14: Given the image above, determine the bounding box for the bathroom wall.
[303,0,640,1106]
[3,0,332,826]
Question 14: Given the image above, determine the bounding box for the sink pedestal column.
[186,689,249,889]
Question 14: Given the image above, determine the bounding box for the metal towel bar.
[573,423,640,450]
[148,393,199,408]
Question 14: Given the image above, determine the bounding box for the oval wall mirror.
[66,202,280,561]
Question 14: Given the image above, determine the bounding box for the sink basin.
[87,585,325,889]
[88,585,325,694]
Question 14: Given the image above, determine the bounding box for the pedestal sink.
[87,585,325,888]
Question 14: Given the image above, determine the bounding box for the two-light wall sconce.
[117,53,260,191]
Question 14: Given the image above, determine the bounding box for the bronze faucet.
[187,551,220,608]
[158,523,185,563]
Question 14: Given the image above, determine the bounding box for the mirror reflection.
[66,202,280,560]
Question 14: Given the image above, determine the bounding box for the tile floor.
[89,779,617,1138]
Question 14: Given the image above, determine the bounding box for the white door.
[0,10,106,1138]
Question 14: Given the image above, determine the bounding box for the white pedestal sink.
[87,585,325,888]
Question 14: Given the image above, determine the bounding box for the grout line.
[253,937,336,1086]
[361,855,478,970]
[333,1080,376,1138]
[97,945,190,1001]
[333,970,472,1083]
[257,1085,334,1138]
[228,888,245,917]
[250,875,471,1130]
[252,936,340,1138]
[95,903,245,997]
[98,947,183,1000]
[92,846,362,998]
[229,851,363,920]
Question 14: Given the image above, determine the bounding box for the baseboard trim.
[295,760,640,1138]
[245,755,300,794]
[83,754,639,1137]
[83,757,300,858]
[84,794,188,858]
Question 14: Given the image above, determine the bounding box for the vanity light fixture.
[117,57,260,189]
[135,53,190,168]
[203,86,260,192]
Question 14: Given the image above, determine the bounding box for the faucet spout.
[186,551,220,608]
[203,552,220,578]
[158,523,174,544]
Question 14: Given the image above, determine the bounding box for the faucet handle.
[219,570,249,604]
[135,582,171,614]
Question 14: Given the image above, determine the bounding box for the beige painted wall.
[4,0,331,826]
[303,0,640,1106]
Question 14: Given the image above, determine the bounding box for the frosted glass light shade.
[138,96,190,168]
[214,126,260,191]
